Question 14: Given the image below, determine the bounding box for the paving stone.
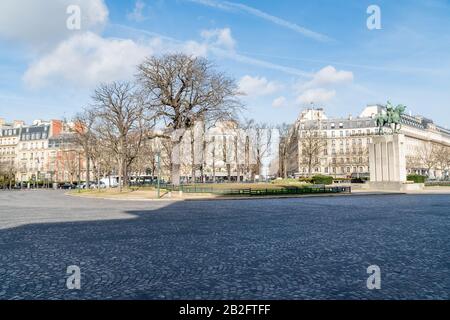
[0,190,449,300]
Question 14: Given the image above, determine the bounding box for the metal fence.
[158,184,351,196]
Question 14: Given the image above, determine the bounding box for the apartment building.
[0,119,24,167]
[282,105,450,179]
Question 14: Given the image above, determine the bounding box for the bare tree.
[72,109,97,188]
[136,53,243,185]
[277,123,293,178]
[91,81,152,192]
[0,161,17,189]
[209,135,217,183]
[417,142,439,178]
[433,144,450,179]
[248,121,273,180]
[406,154,422,174]
[60,148,79,184]
[129,139,156,180]
[299,124,327,177]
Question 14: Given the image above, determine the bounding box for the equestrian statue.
[375,101,406,135]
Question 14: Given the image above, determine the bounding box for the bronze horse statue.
[376,101,406,134]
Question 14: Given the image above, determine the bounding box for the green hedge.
[407,174,427,183]
[312,175,334,185]
[425,181,450,187]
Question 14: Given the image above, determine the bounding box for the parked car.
[60,183,76,190]
[90,182,106,189]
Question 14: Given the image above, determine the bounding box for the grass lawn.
[177,182,312,191]
[67,183,316,200]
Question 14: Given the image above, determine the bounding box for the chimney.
[0,118,5,127]
[13,120,25,128]
[50,120,63,137]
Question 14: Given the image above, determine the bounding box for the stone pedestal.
[369,134,406,183]
[368,134,422,191]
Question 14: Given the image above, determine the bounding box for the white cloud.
[21,25,233,89]
[272,96,287,108]
[182,40,210,57]
[296,88,336,105]
[238,75,279,97]
[111,24,312,77]
[0,0,108,48]
[293,65,353,106]
[201,28,236,50]
[301,65,353,90]
[127,0,147,22]
[23,32,152,88]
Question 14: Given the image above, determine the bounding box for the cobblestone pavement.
[0,190,449,300]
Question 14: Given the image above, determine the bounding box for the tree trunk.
[118,156,123,193]
[212,150,216,183]
[123,162,129,189]
[171,140,181,186]
[245,136,250,181]
[97,164,100,189]
[190,129,196,184]
[234,136,240,182]
[85,152,90,189]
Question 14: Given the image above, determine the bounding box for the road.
[0,190,449,299]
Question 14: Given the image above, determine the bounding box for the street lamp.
[155,151,161,199]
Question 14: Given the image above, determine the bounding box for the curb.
[66,191,406,202]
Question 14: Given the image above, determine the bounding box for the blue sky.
[0,0,449,127]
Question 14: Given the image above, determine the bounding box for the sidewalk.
[67,189,407,202]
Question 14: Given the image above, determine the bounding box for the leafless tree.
[91,81,153,192]
[433,144,450,179]
[72,109,97,188]
[277,123,293,178]
[299,123,327,177]
[0,161,17,189]
[248,121,273,180]
[60,148,79,184]
[209,135,217,183]
[136,53,243,185]
[417,142,439,177]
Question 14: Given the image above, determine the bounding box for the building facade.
[0,118,88,184]
[282,105,450,179]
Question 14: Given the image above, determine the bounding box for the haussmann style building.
[280,105,450,180]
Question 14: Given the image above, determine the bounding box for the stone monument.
[368,102,423,191]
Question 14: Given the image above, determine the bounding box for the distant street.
[0,190,449,300]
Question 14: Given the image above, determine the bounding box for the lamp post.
[78,151,81,192]
[156,151,161,199]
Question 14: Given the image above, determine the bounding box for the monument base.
[367,181,424,192]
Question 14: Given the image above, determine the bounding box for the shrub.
[407,174,427,183]
[298,177,313,183]
[311,175,334,185]
[351,177,368,184]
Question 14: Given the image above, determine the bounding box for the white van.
[100,176,119,188]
